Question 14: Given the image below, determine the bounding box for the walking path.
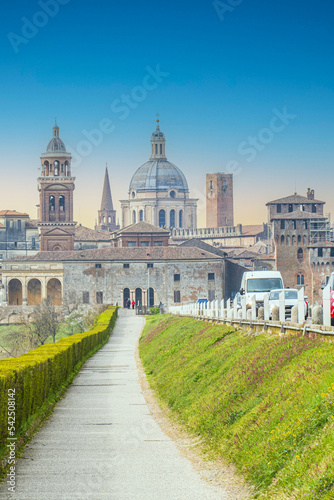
[0,310,230,500]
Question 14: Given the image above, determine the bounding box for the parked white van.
[239,270,284,309]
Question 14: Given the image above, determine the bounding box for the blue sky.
[0,0,334,227]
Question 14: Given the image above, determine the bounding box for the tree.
[30,299,60,344]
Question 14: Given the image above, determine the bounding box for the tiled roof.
[241,225,265,236]
[266,194,324,205]
[75,225,111,241]
[7,246,223,262]
[26,219,39,229]
[308,241,334,248]
[0,210,29,217]
[179,238,227,257]
[271,209,327,220]
[116,222,169,235]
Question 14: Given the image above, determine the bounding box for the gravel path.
[0,310,233,500]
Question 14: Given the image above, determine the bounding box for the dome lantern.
[150,119,166,160]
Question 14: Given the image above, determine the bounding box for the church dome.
[129,159,189,193]
[46,123,67,153]
[129,121,189,193]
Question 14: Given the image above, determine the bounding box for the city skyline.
[1,0,333,228]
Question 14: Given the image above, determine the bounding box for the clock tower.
[38,123,76,251]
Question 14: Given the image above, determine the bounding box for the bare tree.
[30,299,60,344]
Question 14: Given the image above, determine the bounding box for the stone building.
[95,166,119,232]
[267,189,331,303]
[206,173,234,227]
[0,211,39,260]
[121,121,198,229]
[1,246,227,309]
[38,123,76,251]
[110,222,169,247]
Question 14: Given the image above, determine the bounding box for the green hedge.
[0,306,118,454]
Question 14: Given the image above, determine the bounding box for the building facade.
[121,121,198,229]
[38,123,76,251]
[206,173,234,227]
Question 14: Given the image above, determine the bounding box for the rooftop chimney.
[307,188,314,200]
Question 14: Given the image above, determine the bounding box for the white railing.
[169,287,331,327]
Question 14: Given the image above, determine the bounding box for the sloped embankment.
[139,315,334,499]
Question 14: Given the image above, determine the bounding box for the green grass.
[139,315,334,499]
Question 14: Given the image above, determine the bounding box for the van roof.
[242,271,282,279]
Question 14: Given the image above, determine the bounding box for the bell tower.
[95,165,120,232]
[38,123,76,251]
[150,119,166,160]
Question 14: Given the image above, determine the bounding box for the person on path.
[126,298,130,309]
[131,300,135,309]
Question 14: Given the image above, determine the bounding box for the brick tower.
[206,173,234,227]
[95,166,120,232]
[38,123,76,251]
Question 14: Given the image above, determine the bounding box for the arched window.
[297,248,303,262]
[179,210,183,228]
[297,272,304,285]
[280,235,285,246]
[59,195,65,212]
[298,235,301,245]
[170,209,175,228]
[108,216,111,223]
[123,288,130,308]
[159,209,165,227]
[155,144,158,154]
[49,195,55,212]
[102,215,105,224]
[303,235,307,246]
[326,262,330,274]
[135,288,142,306]
[47,278,62,306]
[8,279,22,306]
[148,287,154,307]
[132,211,136,224]
[160,144,162,155]
[286,235,290,246]
[54,161,59,176]
[139,210,144,221]
[292,235,296,245]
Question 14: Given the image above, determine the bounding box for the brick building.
[206,173,234,227]
[267,189,331,303]
[38,123,76,251]
[110,222,169,247]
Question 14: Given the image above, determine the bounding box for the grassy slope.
[139,315,334,499]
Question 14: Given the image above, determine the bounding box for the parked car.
[239,270,284,309]
[268,288,307,320]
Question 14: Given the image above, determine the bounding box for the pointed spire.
[100,165,114,211]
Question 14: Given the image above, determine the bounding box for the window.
[159,209,166,227]
[170,191,175,198]
[14,242,17,248]
[174,274,180,282]
[281,235,285,246]
[297,272,304,286]
[95,263,102,269]
[32,238,36,249]
[0,254,3,259]
[210,180,213,190]
[280,220,285,229]
[132,211,136,224]
[160,144,162,155]
[140,241,149,247]
[17,220,21,230]
[174,290,181,303]
[288,204,293,212]
[123,263,130,268]
[297,248,303,262]
[312,204,317,213]
[147,263,153,268]
[304,221,308,229]
[277,204,281,213]
[208,273,215,281]
[208,290,215,301]
[298,235,301,244]
[318,248,323,257]
[293,220,297,230]
[262,267,267,271]
[127,241,136,247]
[59,195,65,212]
[96,292,103,304]
[155,144,158,154]
[222,180,227,193]
[331,248,334,257]
[300,204,305,211]
[139,210,144,221]
[179,210,183,228]
[170,209,175,228]
[292,235,296,245]
[154,241,163,246]
[83,292,90,304]
[49,195,55,212]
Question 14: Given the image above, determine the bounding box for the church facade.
[121,121,198,229]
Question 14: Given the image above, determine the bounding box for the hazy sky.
[1,0,334,228]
